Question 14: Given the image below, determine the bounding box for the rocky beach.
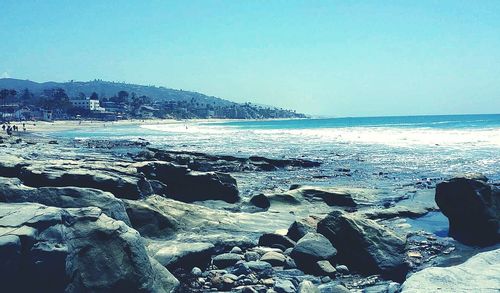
[0,117,499,293]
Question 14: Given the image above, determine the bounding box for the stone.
[317,283,351,293]
[288,186,357,207]
[250,193,271,209]
[335,265,349,275]
[258,233,296,250]
[123,199,178,238]
[245,251,261,261]
[0,202,178,292]
[154,242,215,269]
[401,248,500,292]
[0,177,130,224]
[318,211,408,281]
[135,161,240,203]
[290,232,337,274]
[284,256,297,269]
[246,261,273,272]
[298,280,320,293]
[191,267,202,277]
[231,246,243,254]
[316,260,336,276]
[287,217,318,242]
[213,253,244,268]
[435,177,500,246]
[274,279,296,293]
[260,251,286,266]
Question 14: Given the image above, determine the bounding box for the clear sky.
[1,1,499,117]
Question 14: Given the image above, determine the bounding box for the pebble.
[335,265,349,275]
[191,267,202,276]
[245,251,261,262]
[231,246,243,254]
[274,279,296,293]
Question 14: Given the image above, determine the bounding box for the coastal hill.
[0,78,306,119]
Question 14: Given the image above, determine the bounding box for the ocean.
[53,114,500,203]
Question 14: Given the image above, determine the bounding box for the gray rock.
[260,251,286,266]
[401,248,500,292]
[250,193,271,209]
[0,202,178,292]
[123,199,178,238]
[335,265,349,275]
[318,211,408,281]
[435,177,500,246]
[213,253,244,268]
[191,267,202,277]
[291,232,337,274]
[258,233,296,250]
[316,260,336,276]
[287,217,318,242]
[317,283,351,293]
[246,261,273,272]
[287,186,357,207]
[154,242,214,269]
[245,251,261,261]
[298,280,320,293]
[0,177,130,224]
[231,246,243,254]
[274,279,296,293]
[135,161,240,203]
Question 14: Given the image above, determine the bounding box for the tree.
[21,88,34,101]
[117,91,129,103]
[90,92,99,100]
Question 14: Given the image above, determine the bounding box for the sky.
[1,1,500,117]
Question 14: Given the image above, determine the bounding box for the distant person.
[1,124,5,131]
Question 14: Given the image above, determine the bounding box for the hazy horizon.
[1,1,500,117]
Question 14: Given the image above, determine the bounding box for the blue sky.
[1,1,499,116]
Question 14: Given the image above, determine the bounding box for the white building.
[70,98,105,112]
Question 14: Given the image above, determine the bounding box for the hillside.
[0,78,235,106]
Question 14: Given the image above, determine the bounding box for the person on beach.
[1,124,5,132]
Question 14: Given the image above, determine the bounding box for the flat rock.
[260,251,286,266]
[154,242,215,269]
[258,233,296,250]
[401,248,500,292]
[212,253,244,268]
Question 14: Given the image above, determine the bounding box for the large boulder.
[17,161,153,200]
[258,233,296,250]
[0,202,178,292]
[123,199,179,238]
[0,177,130,224]
[153,241,215,270]
[286,217,319,242]
[401,248,500,292]
[135,161,240,203]
[317,211,408,281]
[435,177,499,246]
[290,232,337,274]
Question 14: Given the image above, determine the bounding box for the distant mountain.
[0,78,235,107]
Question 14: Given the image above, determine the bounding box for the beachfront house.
[70,97,105,112]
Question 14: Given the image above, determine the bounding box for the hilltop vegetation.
[0,78,306,120]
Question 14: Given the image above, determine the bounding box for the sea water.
[54,114,500,199]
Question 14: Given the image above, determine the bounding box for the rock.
[258,233,296,250]
[316,260,336,276]
[298,280,320,293]
[231,262,252,275]
[335,265,349,275]
[0,202,178,292]
[154,242,214,269]
[317,283,351,293]
[435,177,499,246]
[231,246,243,254]
[250,193,271,209]
[246,261,273,272]
[18,161,153,200]
[245,251,261,261]
[274,279,296,293]
[317,211,408,281]
[123,199,178,238]
[213,253,244,268]
[284,256,297,269]
[290,232,337,274]
[0,177,130,225]
[135,161,240,203]
[401,248,500,292]
[361,205,436,220]
[287,217,318,242]
[287,186,357,207]
[260,251,286,266]
[321,276,331,283]
[191,267,202,276]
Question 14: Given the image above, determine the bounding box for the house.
[70,97,105,112]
